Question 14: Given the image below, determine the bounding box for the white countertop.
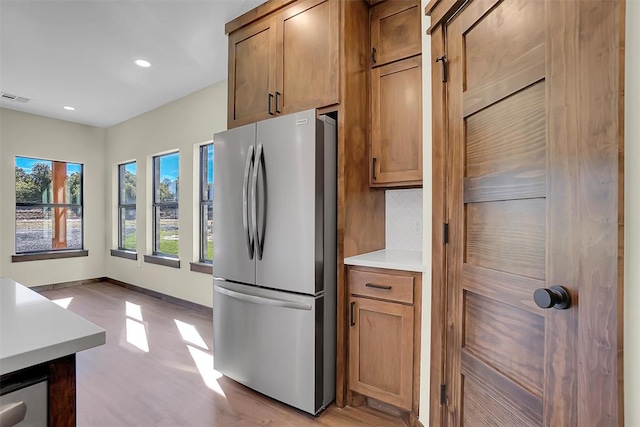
[0,277,106,376]
[344,249,423,273]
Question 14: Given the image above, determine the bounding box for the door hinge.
[440,384,447,405]
[435,54,448,83]
[443,223,449,244]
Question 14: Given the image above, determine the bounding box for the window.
[118,162,137,251]
[199,144,214,263]
[15,157,83,253]
[153,152,179,257]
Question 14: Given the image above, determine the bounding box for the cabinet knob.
[533,285,571,310]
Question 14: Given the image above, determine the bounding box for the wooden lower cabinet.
[347,266,421,419]
[349,296,414,410]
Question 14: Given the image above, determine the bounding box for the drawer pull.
[365,283,392,290]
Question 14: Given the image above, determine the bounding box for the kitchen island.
[0,277,105,426]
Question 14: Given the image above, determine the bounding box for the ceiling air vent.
[0,92,31,103]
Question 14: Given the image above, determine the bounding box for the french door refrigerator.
[212,109,336,415]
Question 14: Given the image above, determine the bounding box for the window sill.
[144,254,180,269]
[189,262,213,275]
[12,250,89,263]
[110,249,138,261]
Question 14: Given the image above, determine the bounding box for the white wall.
[104,81,227,308]
[625,2,639,424]
[420,1,433,422]
[0,108,107,285]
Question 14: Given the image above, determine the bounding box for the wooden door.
[227,17,277,129]
[371,55,422,187]
[349,296,414,411]
[275,0,339,115]
[441,0,623,426]
[370,0,421,67]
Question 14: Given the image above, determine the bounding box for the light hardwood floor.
[41,282,405,426]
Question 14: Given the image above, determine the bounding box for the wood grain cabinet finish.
[227,0,339,129]
[348,266,421,415]
[276,0,339,115]
[371,55,422,187]
[228,17,278,128]
[370,0,421,68]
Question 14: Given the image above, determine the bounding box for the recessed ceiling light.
[63,106,75,111]
[135,59,151,68]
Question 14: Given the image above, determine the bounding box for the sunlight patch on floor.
[174,319,209,350]
[125,301,143,321]
[126,318,149,352]
[186,345,225,397]
[52,297,73,309]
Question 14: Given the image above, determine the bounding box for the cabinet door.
[371,55,422,187]
[349,296,414,410]
[275,0,339,115]
[228,17,277,129]
[370,0,421,67]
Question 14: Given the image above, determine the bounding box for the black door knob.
[533,285,571,310]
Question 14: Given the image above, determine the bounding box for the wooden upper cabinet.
[228,17,277,128]
[371,55,422,187]
[370,0,421,67]
[276,0,339,115]
[226,0,339,128]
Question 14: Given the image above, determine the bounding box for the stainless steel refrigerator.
[212,109,336,415]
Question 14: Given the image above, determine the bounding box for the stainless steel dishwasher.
[0,377,48,426]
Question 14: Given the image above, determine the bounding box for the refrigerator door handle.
[252,143,265,260]
[242,145,255,259]
[214,284,312,311]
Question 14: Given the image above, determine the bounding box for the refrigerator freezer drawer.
[213,281,328,415]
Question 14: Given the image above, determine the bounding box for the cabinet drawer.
[349,269,413,304]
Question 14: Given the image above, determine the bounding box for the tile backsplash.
[385,189,423,252]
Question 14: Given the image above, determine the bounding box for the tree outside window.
[15,157,83,253]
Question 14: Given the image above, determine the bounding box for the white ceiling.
[0,0,267,128]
